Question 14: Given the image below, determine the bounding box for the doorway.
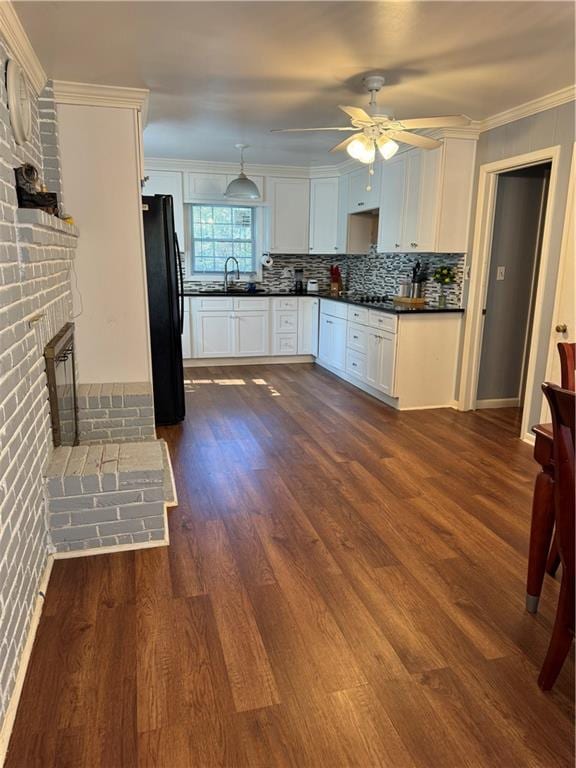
[476,163,551,423]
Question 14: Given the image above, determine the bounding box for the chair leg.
[538,580,574,691]
[526,469,555,613]
[546,534,561,577]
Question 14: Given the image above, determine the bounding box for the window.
[190,204,257,275]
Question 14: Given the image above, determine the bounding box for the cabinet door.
[366,331,382,389]
[377,156,407,253]
[331,316,347,370]
[335,173,349,254]
[309,177,339,253]
[181,297,192,359]
[414,148,441,252]
[184,173,228,201]
[194,312,234,357]
[235,311,269,356]
[143,170,185,248]
[347,164,381,213]
[402,152,422,251]
[268,177,310,254]
[298,297,319,355]
[318,313,334,364]
[378,330,397,395]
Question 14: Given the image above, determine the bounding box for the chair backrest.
[558,342,576,391]
[542,383,575,598]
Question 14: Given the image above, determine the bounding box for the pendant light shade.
[346,134,375,164]
[225,144,260,199]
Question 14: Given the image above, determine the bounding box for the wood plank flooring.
[6,363,575,767]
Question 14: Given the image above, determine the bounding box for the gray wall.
[461,101,575,428]
[0,40,74,734]
[477,166,549,401]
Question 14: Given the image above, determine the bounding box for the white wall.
[58,104,152,383]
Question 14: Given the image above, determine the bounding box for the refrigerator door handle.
[174,232,184,334]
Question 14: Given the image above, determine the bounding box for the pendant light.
[224,144,260,200]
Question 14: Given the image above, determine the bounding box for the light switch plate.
[496,266,506,281]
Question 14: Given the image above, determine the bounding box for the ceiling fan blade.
[270,126,357,133]
[387,131,442,150]
[338,105,372,123]
[329,134,361,153]
[396,115,470,129]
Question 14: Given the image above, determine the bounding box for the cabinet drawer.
[192,296,234,311]
[320,299,348,320]
[273,333,298,355]
[274,310,298,333]
[347,322,368,353]
[368,310,398,333]
[233,297,269,311]
[346,349,367,379]
[273,297,298,311]
[347,305,369,325]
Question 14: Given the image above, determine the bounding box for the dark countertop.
[182,289,464,315]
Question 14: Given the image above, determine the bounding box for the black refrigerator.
[142,194,186,425]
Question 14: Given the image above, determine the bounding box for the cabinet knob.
[334,246,338,250]
[358,202,364,207]
[395,243,400,248]
[556,323,568,333]
[411,242,418,247]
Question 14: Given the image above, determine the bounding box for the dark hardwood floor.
[6,363,574,767]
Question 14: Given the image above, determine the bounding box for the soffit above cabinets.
[14,0,575,165]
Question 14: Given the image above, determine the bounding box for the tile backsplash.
[184,251,465,306]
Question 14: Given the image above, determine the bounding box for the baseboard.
[0,555,54,766]
[53,533,170,561]
[316,360,457,411]
[521,432,536,446]
[184,354,315,367]
[475,397,520,409]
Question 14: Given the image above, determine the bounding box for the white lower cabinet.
[319,312,347,371]
[191,295,319,359]
[194,312,235,357]
[235,311,269,356]
[366,329,397,395]
[297,297,319,355]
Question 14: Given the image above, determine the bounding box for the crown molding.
[144,156,335,178]
[479,85,576,133]
[0,1,47,95]
[52,80,149,112]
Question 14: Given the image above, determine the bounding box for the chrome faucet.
[224,256,240,292]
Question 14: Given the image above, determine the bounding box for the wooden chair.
[538,383,575,690]
[526,342,575,613]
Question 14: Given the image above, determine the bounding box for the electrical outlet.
[496,266,506,281]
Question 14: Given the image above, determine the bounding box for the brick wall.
[0,35,75,730]
[76,382,155,443]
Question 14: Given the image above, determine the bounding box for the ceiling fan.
[271,74,470,165]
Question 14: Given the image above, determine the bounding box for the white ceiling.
[15,1,576,166]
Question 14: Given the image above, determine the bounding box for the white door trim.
[457,145,562,442]
[540,142,576,422]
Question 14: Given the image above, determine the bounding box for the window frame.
[186,202,263,279]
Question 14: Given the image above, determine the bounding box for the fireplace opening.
[44,322,79,447]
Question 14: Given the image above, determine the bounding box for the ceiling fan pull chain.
[366,161,375,192]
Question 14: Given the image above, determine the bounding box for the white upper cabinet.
[143,170,185,249]
[268,177,310,254]
[377,155,407,253]
[309,177,339,254]
[377,138,476,254]
[184,172,264,202]
[346,164,381,213]
[185,172,228,200]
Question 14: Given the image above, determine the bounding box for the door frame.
[540,142,576,421]
[457,145,562,441]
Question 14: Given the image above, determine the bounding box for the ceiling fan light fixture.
[346,135,375,164]
[225,144,260,200]
[377,136,399,160]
